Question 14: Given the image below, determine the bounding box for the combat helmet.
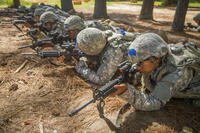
[40,11,58,24]
[45,7,56,13]
[34,8,45,16]
[128,33,169,63]
[18,6,27,12]
[77,28,107,55]
[64,15,85,31]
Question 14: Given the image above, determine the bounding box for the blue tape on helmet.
[119,28,126,36]
[128,49,136,56]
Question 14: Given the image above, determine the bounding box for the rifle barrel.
[68,98,94,117]
[68,76,123,117]
[18,44,33,49]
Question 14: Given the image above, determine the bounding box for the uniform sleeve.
[121,32,140,41]
[127,68,194,111]
[75,46,124,85]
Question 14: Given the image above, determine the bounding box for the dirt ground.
[0,4,200,133]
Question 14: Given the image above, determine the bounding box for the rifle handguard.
[38,51,64,58]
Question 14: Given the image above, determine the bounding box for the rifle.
[18,28,45,42]
[68,60,137,117]
[48,31,70,44]
[13,16,36,30]
[13,20,25,32]
[35,41,102,66]
[36,42,82,62]
[18,32,71,50]
[36,42,76,56]
[18,38,53,50]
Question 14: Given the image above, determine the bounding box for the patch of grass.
[0,0,32,7]
[189,2,200,8]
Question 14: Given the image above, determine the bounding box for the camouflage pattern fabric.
[190,26,200,32]
[64,15,139,42]
[39,11,66,41]
[48,23,65,38]
[64,15,85,31]
[34,8,45,16]
[56,9,70,18]
[45,7,56,13]
[40,11,58,24]
[76,28,107,55]
[126,33,200,111]
[46,7,69,19]
[198,26,200,32]
[75,41,130,85]
[75,28,133,85]
[18,6,27,12]
[128,33,168,63]
[85,20,116,31]
[193,13,200,25]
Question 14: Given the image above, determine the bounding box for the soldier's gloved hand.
[75,58,88,73]
[76,60,87,68]
[111,84,127,96]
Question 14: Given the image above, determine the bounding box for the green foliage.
[0,0,32,7]
[0,0,13,6]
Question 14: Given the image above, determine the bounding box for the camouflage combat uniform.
[125,33,200,111]
[75,28,138,85]
[193,13,200,26]
[39,11,67,50]
[34,8,45,17]
[64,15,139,41]
[190,13,200,32]
[40,11,66,36]
[64,15,113,31]
[45,7,70,23]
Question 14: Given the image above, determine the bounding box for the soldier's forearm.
[132,93,163,111]
[75,64,101,85]
[127,84,163,111]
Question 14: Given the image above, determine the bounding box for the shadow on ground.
[117,99,200,133]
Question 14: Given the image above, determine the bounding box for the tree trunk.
[171,0,189,32]
[13,0,20,8]
[93,0,108,19]
[139,0,154,20]
[61,0,74,12]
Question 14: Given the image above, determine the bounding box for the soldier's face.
[44,22,53,31]
[137,60,154,74]
[34,16,40,22]
[68,30,76,39]
[137,58,159,74]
